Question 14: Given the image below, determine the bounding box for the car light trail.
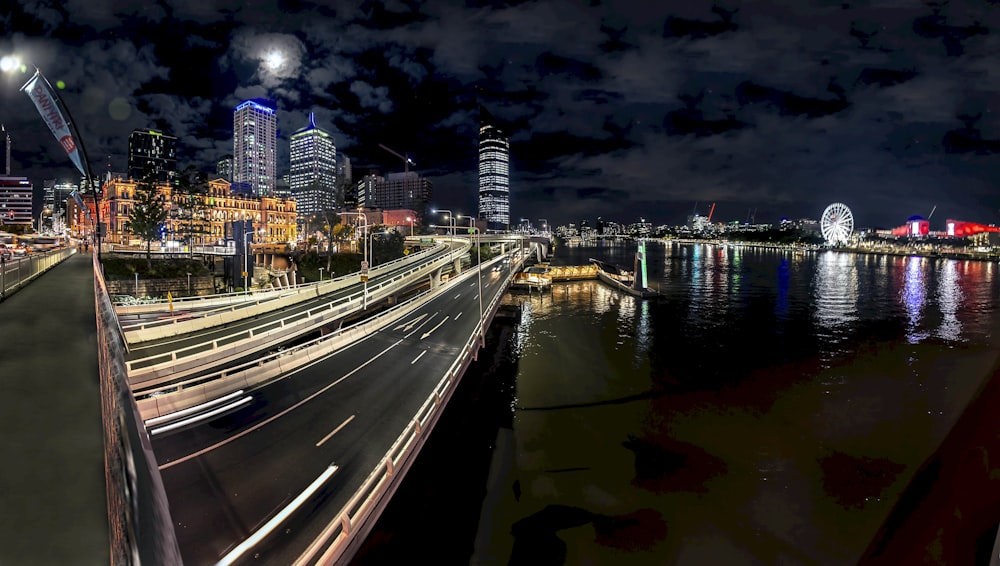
[150,396,253,436]
[215,463,339,566]
[144,390,245,427]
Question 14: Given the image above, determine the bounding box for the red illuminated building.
[945,219,1000,238]
[890,215,1000,238]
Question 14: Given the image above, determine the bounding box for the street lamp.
[538,218,548,235]
[466,223,485,348]
[406,216,414,236]
[433,209,454,235]
[339,211,371,310]
[318,267,324,281]
[38,207,50,234]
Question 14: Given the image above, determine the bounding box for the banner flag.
[20,71,87,178]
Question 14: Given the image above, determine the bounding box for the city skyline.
[0,2,999,229]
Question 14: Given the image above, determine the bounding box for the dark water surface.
[355,241,1000,565]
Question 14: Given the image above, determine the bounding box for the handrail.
[294,252,524,565]
[125,241,471,384]
[114,242,448,315]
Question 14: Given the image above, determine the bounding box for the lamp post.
[538,218,548,235]
[467,222,485,348]
[318,267,324,281]
[406,216,414,236]
[339,211,371,309]
[434,209,454,236]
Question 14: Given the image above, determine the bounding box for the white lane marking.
[454,293,462,299]
[316,415,355,447]
[144,389,244,427]
[217,464,339,566]
[160,337,405,471]
[403,312,438,339]
[411,350,427,365]
[420,316,450,340]
[392,312,428,332]
[455,311,463,320]
[150,396,253,436]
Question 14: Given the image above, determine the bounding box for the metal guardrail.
[0,247,76,300]
[120,243,450,342]
[93,252,182,565]
[114,242,448,316]
[125,241,471,386]
[293,251,526,565]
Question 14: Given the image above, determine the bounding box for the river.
[352,240,1000,565]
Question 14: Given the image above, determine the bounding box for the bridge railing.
[1,247,76,300]
[126,240,471,390]
[114,242,448,317]
[294,251,526,565]
[92,252,183,565]
[121,243,452,343]
[134,243,493,421]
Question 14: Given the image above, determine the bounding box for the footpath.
[0,252,109,565]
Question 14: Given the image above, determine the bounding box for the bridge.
[70,233,542,564]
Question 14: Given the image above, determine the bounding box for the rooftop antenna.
[927,204,937,220]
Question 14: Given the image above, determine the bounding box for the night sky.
[1,0,999,230]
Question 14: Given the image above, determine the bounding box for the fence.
[0,247,76,300]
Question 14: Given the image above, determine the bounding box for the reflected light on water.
[935,259,963,342]
[812,252,859,345]
[902,256,928,344]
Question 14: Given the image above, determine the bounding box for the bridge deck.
[0,252,108,565]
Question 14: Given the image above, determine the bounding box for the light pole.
[339,211,371,309]
[434,209,454,236]
[406,216,414,236]
[466,221,485,348]
[318,267,324,281]
[539,218,548,235]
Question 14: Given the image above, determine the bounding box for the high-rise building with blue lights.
[290,112,337,219]
[233,98,277,197]
[478,106,509,231]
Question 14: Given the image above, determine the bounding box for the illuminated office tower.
[478,106,509,231]
[233,98,278,197]
[289,112,337,218]
[127,129,177,182]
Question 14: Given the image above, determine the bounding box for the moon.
[263,49,285,71]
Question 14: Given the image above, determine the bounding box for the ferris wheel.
[820,203,854,245]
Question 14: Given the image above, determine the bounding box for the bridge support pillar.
[452,256,462,275]
[429,267,442,288]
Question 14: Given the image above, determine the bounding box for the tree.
[371,228,405,264]
[172,166,212,257]
[125,170,168,270]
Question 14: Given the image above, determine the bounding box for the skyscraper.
[0,125,10,176]
[233,98,278,197]
[127,129,177,182]
[358,172,432,220]
[216,155,233,181]
[478,106,510,231]
[289,112,337,219]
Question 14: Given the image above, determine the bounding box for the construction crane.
[378,143,416,174]
[707,202,716,223]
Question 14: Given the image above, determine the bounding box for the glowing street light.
[433,209,454,235]
[405,216,414,236]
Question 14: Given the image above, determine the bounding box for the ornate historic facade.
[100,177,296,245]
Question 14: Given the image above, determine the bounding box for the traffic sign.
[360,260,369,275]
[360,275,368,283]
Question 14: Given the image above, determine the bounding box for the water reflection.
[812,252,859,348]
[935,259,962,342]
[901,256,928,344]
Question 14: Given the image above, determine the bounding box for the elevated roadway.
[146,246,527,565]
[124,239,471,389]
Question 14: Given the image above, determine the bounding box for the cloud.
[230,30,308,88]
[349,80,393,113]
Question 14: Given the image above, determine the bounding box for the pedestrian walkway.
[0,252,109,565]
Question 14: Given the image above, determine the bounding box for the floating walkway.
[510,261,658,299]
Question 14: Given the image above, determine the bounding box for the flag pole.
[21,68,102,258]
